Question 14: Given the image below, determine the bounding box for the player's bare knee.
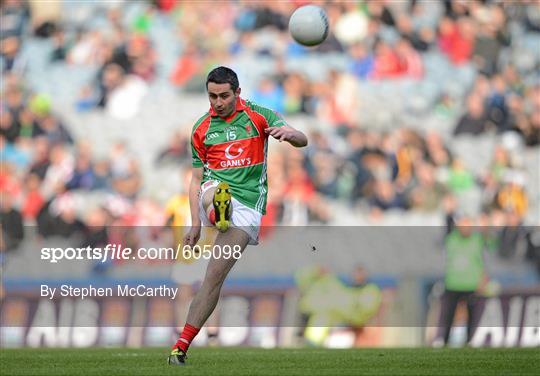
[202,187,216,210]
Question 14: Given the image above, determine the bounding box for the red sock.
[172,323,200,353]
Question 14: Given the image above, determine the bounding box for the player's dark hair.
[206,66,239,92]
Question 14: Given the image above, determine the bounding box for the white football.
[289,5,329,47]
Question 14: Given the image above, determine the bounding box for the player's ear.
[235,87,241,97]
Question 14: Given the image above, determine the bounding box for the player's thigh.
[203,227,250,283]
[198,180,218,218]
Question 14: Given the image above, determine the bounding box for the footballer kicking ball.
[289,5,329,47]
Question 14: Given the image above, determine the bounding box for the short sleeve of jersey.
[250,102,287,128]
[191,117,208,168]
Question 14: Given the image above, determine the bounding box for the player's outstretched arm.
[264,125,308,147]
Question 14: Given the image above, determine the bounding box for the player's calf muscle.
[205,256,237,281]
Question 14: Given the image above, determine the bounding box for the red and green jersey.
[191,98,286,214]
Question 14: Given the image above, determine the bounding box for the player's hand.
[183,226,201,248]
[264,126,296,143]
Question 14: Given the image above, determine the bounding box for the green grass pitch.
[1,347,538,375]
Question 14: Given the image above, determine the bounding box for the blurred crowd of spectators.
[1,1,539,270]
[0,72,151,249]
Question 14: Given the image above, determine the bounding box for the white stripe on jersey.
[255,138,268,213]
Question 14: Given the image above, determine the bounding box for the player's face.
[207,82,240,118]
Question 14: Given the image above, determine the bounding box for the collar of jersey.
[209,97,247,121]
